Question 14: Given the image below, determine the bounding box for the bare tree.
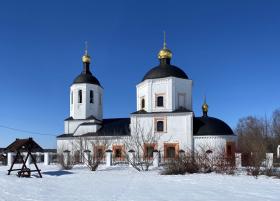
[235,116,268,176]
[124,121,161,171]
[70,134,112,171]
[272,109,280,144]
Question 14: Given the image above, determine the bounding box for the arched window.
[90,90,94,103]
[141,98,145,109]
[206,150,213,154]
[156,121,164,132]
[78,90,82,103]
[157,96,164,107]
[71,91,73,104]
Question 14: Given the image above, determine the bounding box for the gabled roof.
[5,138,44,152]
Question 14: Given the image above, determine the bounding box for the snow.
[0,164,280,201]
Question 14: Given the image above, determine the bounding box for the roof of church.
[57,118,130,138]
[73,73,101,86]
[193,116,234,136]
[72,49,101,86]
[142,58,188,81]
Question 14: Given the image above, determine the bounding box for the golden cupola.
[158,31,173,60]
[82,41,91,63]
[202,96,209,116]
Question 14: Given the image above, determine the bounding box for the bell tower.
[70,44,103,120]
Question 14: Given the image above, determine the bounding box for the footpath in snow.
[0,164,279,201]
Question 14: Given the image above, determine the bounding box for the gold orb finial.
[202,96,209,116]
[82,41,91,63]
[158,31,172,59]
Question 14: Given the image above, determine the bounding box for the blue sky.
[0,0,279,148]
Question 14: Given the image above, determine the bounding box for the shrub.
[57,154,74,170]
[161,155,199,175]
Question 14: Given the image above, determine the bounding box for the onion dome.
[73,44,101,86]
[142,32,188,81]
[193,98,234,136]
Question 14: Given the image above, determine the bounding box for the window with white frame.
[154,117,166,132]
[155,94,165,107]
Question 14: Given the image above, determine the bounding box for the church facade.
[57,41,236,160]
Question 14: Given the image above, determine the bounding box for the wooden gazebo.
[5,138,43,178]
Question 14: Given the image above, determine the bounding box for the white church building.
[57,40,236,161]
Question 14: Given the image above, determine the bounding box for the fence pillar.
[7,152,14,166]
[63,150,70,166]
[179,150,185,159]
[44,152,50,165]
[84,150,91,166]
[128,150,135,167]
[106,150,112,167]
[235,153,242,168]
[153,150,159,167]
[266,153,273,169]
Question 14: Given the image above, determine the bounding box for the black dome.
[73,62,101,86]
[193,116,234,136]
[73,73,101,86]
[142,58,188,81]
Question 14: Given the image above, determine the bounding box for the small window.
[227,145,232,156]
[141,98,145,109]
[71,91,73,104]
[97,148,103,159]
[78,90,82,103]
[156,121,164,132]
[145,146,154,158]
[115,148,122,158]
[166,147,176,158]
[90,90,94,103]
[157,96,164,107]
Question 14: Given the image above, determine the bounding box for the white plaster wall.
[136,77,193,113]
[70,83,103,120]
[73,124,101,136]
[173,78,193,111]
[57,136,129,155]
[130,112,193,151]
[194,135,237,154]
[64,119,97,134]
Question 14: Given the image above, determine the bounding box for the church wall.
[136,77,193,113]
[193,135,237,154]
[70,83,103,120]
[73,124,101,136]
[173,78,193,111]
[57,136,129,155]
[136,78,173,112]
[64,119,96,134]
[130,112,193,151]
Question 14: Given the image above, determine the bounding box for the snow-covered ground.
[0,164,279,201]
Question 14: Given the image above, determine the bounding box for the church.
[57,38,236,161]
